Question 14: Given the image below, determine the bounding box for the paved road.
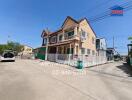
[88,61,132,78]
[0,60,132,100]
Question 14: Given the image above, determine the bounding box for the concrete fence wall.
[47,54,107,67]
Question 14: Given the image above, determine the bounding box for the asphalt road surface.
[0,60,132,100]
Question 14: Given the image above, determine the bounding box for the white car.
[0,51,15,62]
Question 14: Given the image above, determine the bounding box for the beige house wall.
[62,18,78,30]
[78,19,96,54]
[22,46,33,55]
[44,17,97,55]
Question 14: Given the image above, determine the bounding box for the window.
[43,38,47,45]
[58,47,62,54]
[59,34,63,41]
[82,31,86,38]
[96,39,100,49]
[92,37,95,44]
[67,31,74,37]
[50,36,57,43]
[64,30,74,39]
[81,48,85,54]
[81,30,87,39]
[87,49,90,55]
[92,50,95,55]
[26,48,32,51]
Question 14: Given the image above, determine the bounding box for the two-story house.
[41,16,97,62]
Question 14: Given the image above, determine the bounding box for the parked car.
[0,50,15,62]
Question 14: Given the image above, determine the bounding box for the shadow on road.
[1,60,15,63]
[116,63,132,77]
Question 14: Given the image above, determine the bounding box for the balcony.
[43,29,79,45]
[63,30,79,41]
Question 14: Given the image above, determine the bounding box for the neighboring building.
[33,47,46,60]
[106,48,114,61]
[127,44,132,66]
[96,38,107,57]
[128,44,132,56]
[20,45,33,55]
[41,16,97,61]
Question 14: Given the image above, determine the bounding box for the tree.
[128,36,132,40]
[0,41,24,55]
[0,44,8,54]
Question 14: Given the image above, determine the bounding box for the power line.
[89,12,110,23]
[89,1,132,23]
[79,0,114,17]
[90,6,132,23]
[91,4,132,23]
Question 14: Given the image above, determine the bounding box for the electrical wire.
[78,0,114,17]
[89,1,132,23]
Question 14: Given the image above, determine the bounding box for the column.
[45,37,49,60]
[62,30,65,41]
[56,46,58,62]
[68,44,71,65]
[74,46,76,55]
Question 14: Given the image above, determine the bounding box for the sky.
[0,0,132,54]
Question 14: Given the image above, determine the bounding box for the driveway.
[0,60,132,100]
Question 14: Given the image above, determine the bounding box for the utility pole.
[113,36,115,60]
[45,29,49,61]
[113,36,115,49]
[7,35,11,43]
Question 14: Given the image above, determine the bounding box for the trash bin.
[77,60,83,69]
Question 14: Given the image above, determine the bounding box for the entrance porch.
[47,42,79,62]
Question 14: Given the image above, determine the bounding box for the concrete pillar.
[68,44,72,65]
[56,46,58,62]
[74,46,76,55]
[62,30,65,40]
[45,37,49,61]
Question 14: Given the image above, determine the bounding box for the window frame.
[50,36,57,43]
[64,30,74,39]
[81,29,88,41]
[92,50,95,55]
[43,38,47,45]
[87,49,91,55]
[81,48,85,54]
[58,34,63,42]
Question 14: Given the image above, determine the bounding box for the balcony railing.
[64,35,74,40]
[44,34,79,45]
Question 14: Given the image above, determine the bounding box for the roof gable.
[61,16,78,29]
[79,18,97,37]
